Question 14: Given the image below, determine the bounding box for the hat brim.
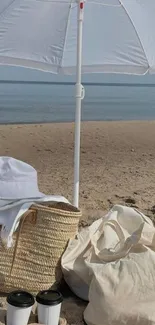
[0,179,45,200]
[0,192,45,200]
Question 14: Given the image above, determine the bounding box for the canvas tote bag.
[62,205,155,325]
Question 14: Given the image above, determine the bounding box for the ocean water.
[0,82,155,124]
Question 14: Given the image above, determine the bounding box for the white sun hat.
[0,157,44,199]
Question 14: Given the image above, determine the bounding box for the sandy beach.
[0,120,155,324]
[0,120,155,218]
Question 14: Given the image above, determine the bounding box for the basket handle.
[10,209,36,276]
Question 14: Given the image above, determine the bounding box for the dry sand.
[0,120,155,324]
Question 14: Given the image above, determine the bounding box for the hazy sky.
[0,65,155,84]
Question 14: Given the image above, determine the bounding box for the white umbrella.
[0,0,155,207]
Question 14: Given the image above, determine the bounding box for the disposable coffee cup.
[7,290,35,325]
[36,290,63,325]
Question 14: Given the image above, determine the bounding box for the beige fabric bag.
[62,205,155,325]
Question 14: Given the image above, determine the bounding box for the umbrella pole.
[73,1,84,208]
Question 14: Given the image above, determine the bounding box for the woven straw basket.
[0,201,81,294]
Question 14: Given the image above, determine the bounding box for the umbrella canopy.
[0,0,155,207]
[0,0,155,74]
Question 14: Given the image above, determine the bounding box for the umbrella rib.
[59,0,74,71]
[118,0,149,72]
[0,0,17,19]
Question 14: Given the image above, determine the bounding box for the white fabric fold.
[0,195,69,248]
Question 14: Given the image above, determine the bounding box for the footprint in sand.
[124,197,136,205]
[114,195,138,208]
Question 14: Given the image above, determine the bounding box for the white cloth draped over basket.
[0,195,69,248]
[62,205,155,325]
